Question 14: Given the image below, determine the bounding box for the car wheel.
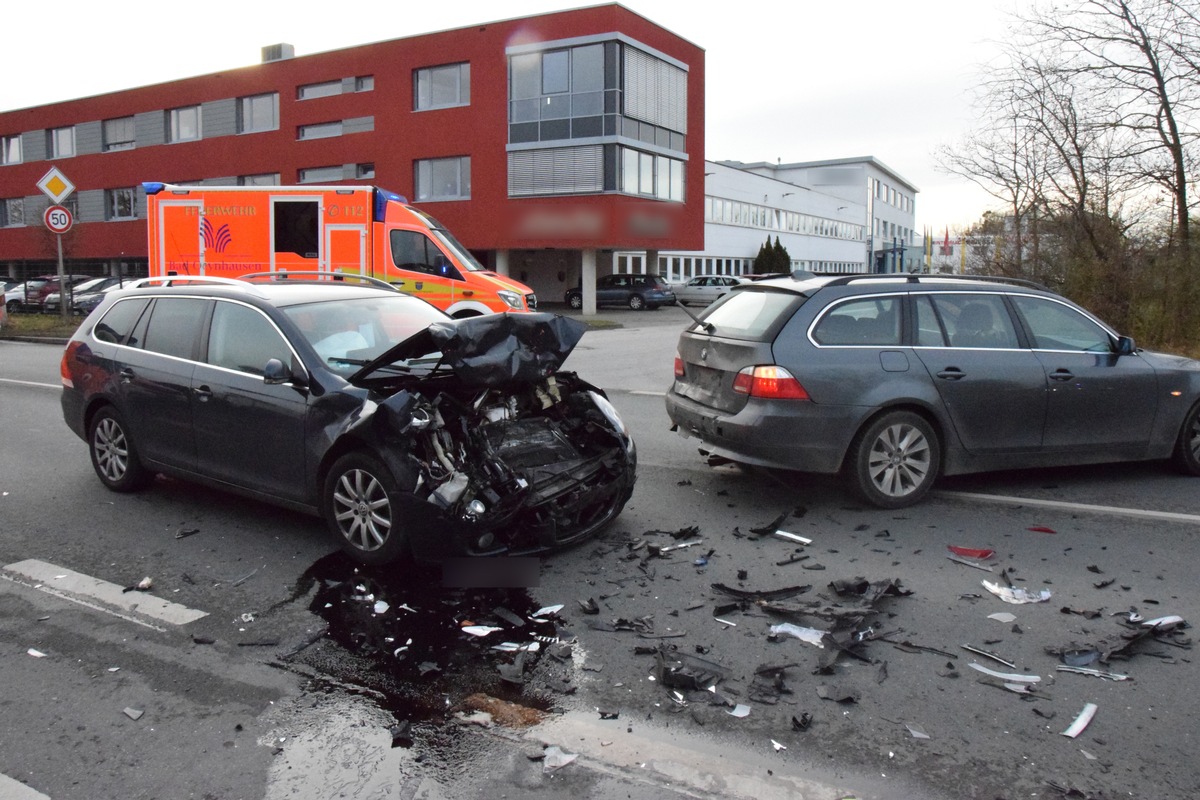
[323,451,409,565]
[88,406,150,492]
[568,294,583,310]
[848,411,940,508]
[628,294,646,310]
[1172,402,1200,476]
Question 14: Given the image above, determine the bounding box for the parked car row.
[42,276,130,315]
[565,273,676,310]
[6,274,101,314]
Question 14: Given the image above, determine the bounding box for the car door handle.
[119,367,135,384]
[194,385,213,401]
[936,368,966,380]
[1049,369,1075,381]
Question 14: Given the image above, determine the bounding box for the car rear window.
[93,297,151,345]
[697,289,805,339]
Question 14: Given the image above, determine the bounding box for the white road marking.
[0,377,59,390]
[1,559,208,630]
[938,490,1200,525]
[0,773,51,799]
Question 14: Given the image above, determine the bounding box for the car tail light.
[60,341,80,388]
[732,365,809,400]
[674,354,685,378]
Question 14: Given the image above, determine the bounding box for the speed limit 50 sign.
[44,205,73,234]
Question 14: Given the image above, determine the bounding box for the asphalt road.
[1,310,1198,800]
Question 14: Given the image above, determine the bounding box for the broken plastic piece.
[461,625,502,637]
[769,623,827,648]
[771,739,787,751]
[491,641,540,653]
[1056,665,1130,681]
[982,580,1051,605]
[961,644,1015,668]
[905,723,930,740]
[749,512,789,535]
[791,712,812,731]
[660,539,703,553]
[987,612,1017,624]
[1142,615,1185,631]
[727,704,751,718]
[773,531,812,545]
[374,600,390,615]
[1061,703,1098,738]
[542,745,578,772]
[948,545,995,560]
[1027,525,1056,533]
[947,555,994,572]
[532,604,564,619]
[967,662,1041,683]
[123,707,144,721]
[27,648,46,658]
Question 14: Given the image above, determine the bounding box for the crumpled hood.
[350,312,588,387]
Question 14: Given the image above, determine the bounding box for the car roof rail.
[820,272,1049,292]
[124,275,251,289]
[237,270,400,292]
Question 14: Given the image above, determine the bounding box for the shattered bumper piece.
[1061,703,1098,738]
[982,580,1051,605]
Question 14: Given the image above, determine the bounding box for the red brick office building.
[0,4,704,305]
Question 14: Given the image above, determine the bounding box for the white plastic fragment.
[491,641,540,653]
[987,612,1017,624]
[461,625,502,637]
[773,531,812,545]
[967,662,1041,683]
[982,580,1052,605]
[1061,703,1098,738]
[533,604,565,618]
[27,649,46,658]
[373,600,390,615]
[771,739,787,751]
[727,704,751,718]
[905,723,930,740]
[1056,665,1130,681]
[769,623,827,647]
[123,707,144,721]
[1142,615,1185,630]
[543,745,578,772]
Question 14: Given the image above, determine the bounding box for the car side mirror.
[1115,335,1136,356]
[264,358,294,385]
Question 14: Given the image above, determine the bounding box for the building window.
[238,173,280,186]
[414,63,470,110]
[49,126,75,157]
[1,135,21,165]
[356,163,375,179]
[355,75,374,92]
[103,117,136,151]
[1,198,24,227]
[298,121,343,140]
[168,106,202,142]
[238,93,279,133]
[618,147,684,201]
[299,166,344,184]
[105,188,136,220]
[415,157,470,201]
[297,80,342,100]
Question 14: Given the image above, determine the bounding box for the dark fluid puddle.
[278,553,569,735]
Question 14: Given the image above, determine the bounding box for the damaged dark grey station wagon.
[60,275,636,565]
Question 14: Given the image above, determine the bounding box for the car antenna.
[678,302,714,333]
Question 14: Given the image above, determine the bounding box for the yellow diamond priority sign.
[37,167,76,204]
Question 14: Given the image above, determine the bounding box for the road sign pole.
[57,234,68,321]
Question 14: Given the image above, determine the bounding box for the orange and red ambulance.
[143,182,536,317]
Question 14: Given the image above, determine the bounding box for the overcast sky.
[2,0,1029,233]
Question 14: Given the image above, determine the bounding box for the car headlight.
[497,290,524,310]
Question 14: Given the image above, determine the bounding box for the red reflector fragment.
[733,366,809,400]
[948,545,995,560]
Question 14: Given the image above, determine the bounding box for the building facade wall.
[0,5,704,285]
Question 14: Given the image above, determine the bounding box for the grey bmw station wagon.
[665,273,1200,508]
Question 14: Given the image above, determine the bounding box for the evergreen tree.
[773,236,791,272]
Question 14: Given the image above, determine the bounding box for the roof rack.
[125,276,251,289]
[818,272,1049,292]
[237,271,399,292]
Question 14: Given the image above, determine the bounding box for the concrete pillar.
[581,248,597,315]
[494,249,509,276]
[645,249,659,275]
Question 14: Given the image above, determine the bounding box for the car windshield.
[282,295,448,376]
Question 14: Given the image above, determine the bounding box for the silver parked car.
[665,273,1200,508]
[671,275,747,307]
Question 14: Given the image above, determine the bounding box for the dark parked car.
[43,276,127,315]
[665,272,1200,508]
[565,273,676,310]
[61,274,636,564]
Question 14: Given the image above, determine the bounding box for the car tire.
[848,410,940,508]
[1172,402,1200,476]
[568,294,583,310]
[628,294,646,310]
[88,406,150,492]
[323,451,409,566]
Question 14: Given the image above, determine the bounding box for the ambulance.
[143,182,536,317]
